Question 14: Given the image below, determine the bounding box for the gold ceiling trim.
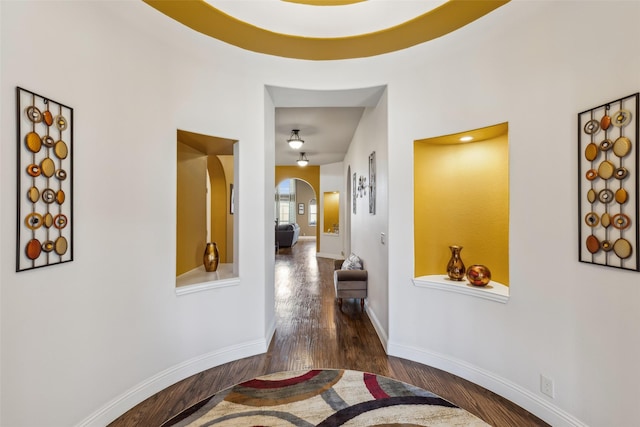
[282,0,365,5]
[143,0,510,60]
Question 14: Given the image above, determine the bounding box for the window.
[277,179,296,224]
[308,198,317,226]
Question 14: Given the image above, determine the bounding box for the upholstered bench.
[333,254,368,309]
[275,223,300,248]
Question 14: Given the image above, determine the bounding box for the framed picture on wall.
[369,151,376,215]
[352,172,357,214]
[298,203,304,215]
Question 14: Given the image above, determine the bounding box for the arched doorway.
[275,178,318,247]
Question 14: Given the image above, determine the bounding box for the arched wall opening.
[275,166,321,251]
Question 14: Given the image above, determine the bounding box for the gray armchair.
[333,258,368,309]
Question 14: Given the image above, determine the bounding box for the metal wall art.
[578,92,638,271]
[369,151,376,215]
[16,87,73,271]
[357,175,367,198]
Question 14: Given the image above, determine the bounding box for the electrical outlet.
[540,374,554,398]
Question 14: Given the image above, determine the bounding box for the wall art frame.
[352,172,357,214]
[16,87,74,272]
[578,92,639,271]
[369,151,376,215]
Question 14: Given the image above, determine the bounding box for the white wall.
[318,162,344,258]
[386,2,640,427]
[264,89,276,340]
[1,1,639,427]
[1,2,271,426]
[344,91,390,347]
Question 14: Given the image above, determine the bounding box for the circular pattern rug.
[163,369,489,426]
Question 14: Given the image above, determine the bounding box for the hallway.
[271,238,388,372]
[111,239,547,426]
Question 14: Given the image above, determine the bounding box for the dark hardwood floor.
[109,238,548,426]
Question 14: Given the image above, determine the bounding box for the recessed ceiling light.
[459,136,473,142]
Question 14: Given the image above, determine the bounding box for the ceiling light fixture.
[459,136,473,142]
[287,129,304,149]
[297,152,309,167]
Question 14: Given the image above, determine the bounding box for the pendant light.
[296,152,309,167]
[287,129,304,149]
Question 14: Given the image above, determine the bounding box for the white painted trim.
[387,342,588,427]
[176,277,240,296]
[265,317,277,348]
[75,339,267,427]
[316,252,342,259]
[412,275,509,304]
[175,264,239,292]
[364,301,388,352]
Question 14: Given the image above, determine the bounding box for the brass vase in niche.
[446,245,465,281]
[203,242,219,272]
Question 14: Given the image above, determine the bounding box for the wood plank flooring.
[109,238,549,426]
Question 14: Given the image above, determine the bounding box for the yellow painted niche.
[414,123,509,286]
[323,192,340,233]
[176,130,235,277]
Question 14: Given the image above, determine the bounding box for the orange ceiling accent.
[143,0,510,60]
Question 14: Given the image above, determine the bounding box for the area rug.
[164,369,489,426]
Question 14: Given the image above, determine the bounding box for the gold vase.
[203,242,219,272]
[446,245,465,281]
[466,264,491,287]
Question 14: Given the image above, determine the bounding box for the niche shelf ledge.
[176,263,239,296]
[412,275,509,304]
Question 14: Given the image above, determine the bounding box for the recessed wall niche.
[176,129,238,287]
[414,122,509,286]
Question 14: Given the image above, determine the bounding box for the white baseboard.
[364,301,388,352]
[265,317,277,348]
[387,342,587,427]
[75,339,268,427]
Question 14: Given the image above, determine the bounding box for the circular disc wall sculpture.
[578,92,639,271]
[16,87,73,272]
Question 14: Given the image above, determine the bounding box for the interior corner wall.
[344,90,389,346]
